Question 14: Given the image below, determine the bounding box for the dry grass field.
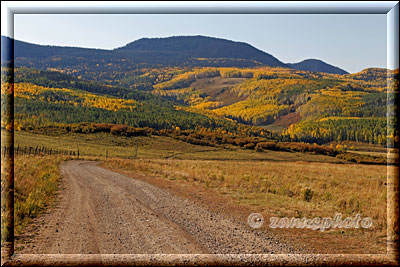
[103,157,389,252]
[12,155,65,233]
[103,158,387,227]
[2,130,391,253]
[9,130,350,163]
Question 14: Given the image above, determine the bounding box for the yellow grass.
[103,158,388,237]
[13,155,65,232]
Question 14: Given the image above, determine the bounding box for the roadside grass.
[13,155,65,233]
[5,130,389,238]
[103,158,388,239]
[2,130,390,252]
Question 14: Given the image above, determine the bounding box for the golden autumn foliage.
[5,64,395,147]
[2,82,137,112]
[148,66,387,127]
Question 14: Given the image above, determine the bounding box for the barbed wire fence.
[1,144,79,158]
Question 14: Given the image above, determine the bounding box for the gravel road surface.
[17,160,295,254]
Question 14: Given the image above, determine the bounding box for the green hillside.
[1,52,398,147]
[1,67,257,135]
[149,66,396,146]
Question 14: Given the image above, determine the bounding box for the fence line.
[1,144,79,158]
[1,144,137,159]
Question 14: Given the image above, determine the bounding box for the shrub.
[234,138,250,147]
[255,142,278,151]
[303,188,314,202]
[110,124,128,135]
[244,143,256,150]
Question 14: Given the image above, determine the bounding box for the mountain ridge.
[2,35,349,74]
[287,58,349,75]
[116,35,286,68]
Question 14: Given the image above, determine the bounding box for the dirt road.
[16,160,295,254]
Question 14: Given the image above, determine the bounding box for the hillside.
[117,35,286,67]
[2,35,349,86]
[287,59,349,75]
[2,65,396,147]
[149,66,395,146]
[1,67,259,134]
[1,35,397,147]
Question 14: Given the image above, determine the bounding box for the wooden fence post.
[134,140,139,158]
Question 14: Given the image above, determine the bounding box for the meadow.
[103,158,388,236]
[2,130,391,253]
[9,130,350,162]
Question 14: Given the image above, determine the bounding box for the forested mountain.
[146,65,396,146]
[287,59,349,75]
[1,36,110,60]
[2,65,397,146]
[1,35,397,147]
[117,36,286,67]
[1,67,266,136]
[2,35,348,76]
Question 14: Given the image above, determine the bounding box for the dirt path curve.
[16,160,295,254]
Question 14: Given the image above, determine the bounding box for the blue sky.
[13,14,387,73]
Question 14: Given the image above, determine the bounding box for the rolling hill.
[1,35,397,147]
[2,65,396,147]
[116,35,286,67]
[287,59,349,75]
[1,67,247,132]
[2,35,348,76]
